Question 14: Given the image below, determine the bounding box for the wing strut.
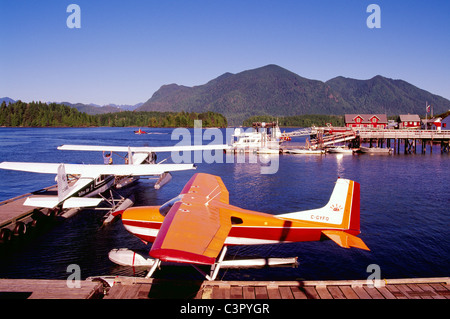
[144,246,228,281]
[145,259,161,279]
[191,246,228,281]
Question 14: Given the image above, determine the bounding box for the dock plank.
[278,286,294,299]
[339,286,360,299]
[352,286,372,299]
[267,285,282,299]
[254,286,268,299]
[327,286,345,299]
[0,279,102,299]
[303,286,320,299]
[230,286,243,299]
[290,286,308,299]
[243,286,255,299]
[316,286,333,299]
[364,286,384,299]
[376,286,397,299]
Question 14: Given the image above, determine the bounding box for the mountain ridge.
[138,64,450,125]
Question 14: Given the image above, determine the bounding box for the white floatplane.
[0,161,195,210]
[0,143,229,210]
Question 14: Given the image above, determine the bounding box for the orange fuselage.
[120,203,360,247]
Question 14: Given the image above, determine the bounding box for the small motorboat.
[326,146,354,154]
[134,128,148,135]
[286,148,325,155]
[257,148,281,154]
[359,146,392,154]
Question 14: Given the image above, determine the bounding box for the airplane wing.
[0,162,195,177]
[179,172,229,204]
[149,173,232,265]
[58,144,230,153]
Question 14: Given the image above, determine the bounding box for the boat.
[286,148,325,155]
[359,146,392,154]
[134,128,147,135]
[326,146,354,154]
[256,148,281,154]
[228,122,283,153]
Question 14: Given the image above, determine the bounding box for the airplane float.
[112,173,370,280]
[0,143,229,211]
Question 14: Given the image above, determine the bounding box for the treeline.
[243,114,344,127]
[0,101,227,128]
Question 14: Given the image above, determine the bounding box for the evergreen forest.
[0,101,228,128]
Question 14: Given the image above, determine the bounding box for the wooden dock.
[0,277,447,299]
[309,128,450,154]
[103,276,450,300]
[0,279,104,299]
[0,185,62,242]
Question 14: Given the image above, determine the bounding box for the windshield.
[159,195,184,216]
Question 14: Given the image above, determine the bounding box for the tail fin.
[280,178,360,229]
[57,164,70,202]
[281,178,368,251]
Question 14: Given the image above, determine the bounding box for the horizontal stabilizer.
[322,230,370,251]
[24,196,60,208]
[63,197,103,209]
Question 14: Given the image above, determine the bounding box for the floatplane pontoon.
[112,173,369,280]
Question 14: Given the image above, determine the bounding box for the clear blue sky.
[1,0,449,105]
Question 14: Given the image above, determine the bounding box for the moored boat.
[359,146,392,154]
[134,128,147,135]
[286,148,325,155]
[326,146,354,154]
[228,122,283,153]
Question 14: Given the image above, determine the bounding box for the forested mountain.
[138,64,450,125]
[4,65,449,127]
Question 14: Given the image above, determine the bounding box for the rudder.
[280,178,359,230]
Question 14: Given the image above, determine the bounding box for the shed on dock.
[399,114,421,129]
[344,114,388,129]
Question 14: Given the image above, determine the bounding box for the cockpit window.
[159,195,184,216]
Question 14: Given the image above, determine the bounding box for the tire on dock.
[0,228,12,244]
[13,222,27,237]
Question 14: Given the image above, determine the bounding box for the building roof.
[399,114,420,122]
[344,114,388,124]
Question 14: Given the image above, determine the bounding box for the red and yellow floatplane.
[111,173,369,280]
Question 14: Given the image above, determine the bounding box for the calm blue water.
[0,127,448,281]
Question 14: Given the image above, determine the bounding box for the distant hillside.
[325,75,450,116]
[59,102,123,115]
[138,64,450,125]
[0,101,227,127]
[0,97,16,105]
[1,99,142,115]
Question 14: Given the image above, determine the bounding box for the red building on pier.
[344,114,388,129]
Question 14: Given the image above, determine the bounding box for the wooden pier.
[0,279,104,299]
[0,277,447,299]
[0,185,68,243]
[308,127,450,154]
[103,276,450,300]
